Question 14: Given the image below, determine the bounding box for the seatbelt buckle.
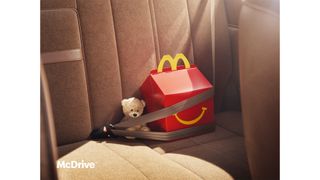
[103,124,118,138]
[90,124,118,139]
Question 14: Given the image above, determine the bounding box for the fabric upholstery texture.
[142,112,248,179]
[56,112,249,179]
[216,111,243,135]
[103,140,204,180]
[58,140,89,158]
[214,0,233,113]
[76,0,123,128]
[41,0,76,10]
[57,140,233,180]
[187,0,214,83]
[44,62,92,145]
[223,0,242,100]
[41,9,81,52]
[163,154,233,180]
[58,141,150,180]
[142,126,234,154]
[41,49,83,64]
[152,0,194,65]
[239,0,279,179]
[57,114,249,179]
[214,0,242,112]
[164,136,250,179]
[229,27,240,90]
[41,9,92,146]
[224,0,242,26]
[246,0,279,14]
[111,0,157,98]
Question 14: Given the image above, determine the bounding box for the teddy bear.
[121,97,150,139]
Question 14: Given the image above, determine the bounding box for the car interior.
[40,0,279,179]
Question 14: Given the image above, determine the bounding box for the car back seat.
[41,0,250,179]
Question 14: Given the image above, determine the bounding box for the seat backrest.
[41,8,93,146]
[238,0,279,179]
[41,0,214,146]
[214,0,242,112]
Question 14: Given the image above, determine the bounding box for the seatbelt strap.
[41,49,82,64]
[113,89,213,129]
[111,123,215,141]
[95,89,214,141]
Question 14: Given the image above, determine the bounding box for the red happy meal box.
[140,53,214,132]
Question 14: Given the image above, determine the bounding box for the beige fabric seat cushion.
[141,112,249,179]
[142,124,250,179]
[58,111,249,179]
[163,136,250,179]
[57,140,233,180]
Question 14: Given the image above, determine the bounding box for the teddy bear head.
[121,97,146,118]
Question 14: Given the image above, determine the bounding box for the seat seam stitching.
[162,135,240,155]
[192,134,239,146]
[144,131,238,154]
[161,154,204,180]
[109,0,125,100]
[72,4,95,133]
[244,1,279,17]
[148,0,160,64]
[101,143,150,180]
[216,0,234,112]
[186,0,196,64]
[223,0,242,111]
[148,134,235,154]
[191,133,236,145]
[215,124,243,136]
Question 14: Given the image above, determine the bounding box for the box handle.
[157,53,191,73]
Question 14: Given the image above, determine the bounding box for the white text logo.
[57,160,96,169]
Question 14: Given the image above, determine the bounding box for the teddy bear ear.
[121,99,129,106]
[141,100,146,107]
[121,97,135,106]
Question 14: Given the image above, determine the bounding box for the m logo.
[157,53,191,73]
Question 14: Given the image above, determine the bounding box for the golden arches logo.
[174,107,207,125]
[157,53,191,73]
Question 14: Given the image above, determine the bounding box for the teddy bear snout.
[128,111,140,118]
